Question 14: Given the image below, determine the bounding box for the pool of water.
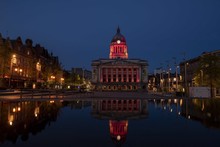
[0,98,220,147]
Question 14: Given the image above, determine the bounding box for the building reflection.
[0,100,62,143]
[181,98,220,128]
[151,98,182,115]
[0,99,90,144]
[91,98,148,146]
[152,98,220,129]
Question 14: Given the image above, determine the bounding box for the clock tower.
[109,27,128,59]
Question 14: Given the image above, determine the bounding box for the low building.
[179,50,220,97]
[148,71,182,92]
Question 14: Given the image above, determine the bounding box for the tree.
[194,53,220,97]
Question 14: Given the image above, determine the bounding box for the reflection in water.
[152,98,220,129]
[0,100,91,144]
[109,120,128,145]
[182,98,220,128]
[1,98,220,146]
[91,99,148,146]
[0,100,62,144]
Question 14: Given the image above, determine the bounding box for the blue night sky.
[1,0,220,73]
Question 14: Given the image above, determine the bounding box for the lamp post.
[51,75,55,89]
[168,68,171,92]
[60,78,64,89]
[9,54,17,88]
[200,70,203,86]
[184,62,189,96]
[176,66,179,91]
[36,62,41,81]
[19,68,23,88]
[161,70,165,93]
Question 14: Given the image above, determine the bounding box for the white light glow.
[9,121,13,126]
[117,135,121,141]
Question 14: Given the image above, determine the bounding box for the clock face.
[117,40,121,44]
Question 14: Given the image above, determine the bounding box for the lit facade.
[179,50,220,97]
[148,72,182,92]
[0,34,63,89]
[91,27,148,91]
[109,27,128,59]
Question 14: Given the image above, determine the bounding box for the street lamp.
[9,54,17,88]
[176,66,179,91]
[168,68,171,92]
[60,77,64,88]
[184,62,189,95]
[200,70,203,86]
[50,75,55,89]
[161,70,165,93]
[19,69,22,75]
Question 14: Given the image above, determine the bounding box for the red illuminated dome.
[111,27,126,43]
[109,27,128,59]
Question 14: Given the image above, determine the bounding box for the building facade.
[148,70,182,92]
[179,50,220,97]
[91,27,148,91]
[0,33,63,89]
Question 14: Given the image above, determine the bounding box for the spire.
[117,26,120,33]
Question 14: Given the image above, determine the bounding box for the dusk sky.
[1,0,220,73]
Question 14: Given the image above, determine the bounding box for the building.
[148,70,182,92]
[0,33,63,89]
[179,50,220,97]
[91,27,148,91]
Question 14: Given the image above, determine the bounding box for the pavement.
[0,89,186,101]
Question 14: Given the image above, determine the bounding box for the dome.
[111,27,126,43]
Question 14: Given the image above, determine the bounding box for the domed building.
[91,27,148,91]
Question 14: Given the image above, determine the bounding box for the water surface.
[0,98,220,147]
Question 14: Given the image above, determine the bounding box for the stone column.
[116,68,118,82]
[98,67,100,82]
[132,68,134,82]
[137,68,139,82]
[126,68,129,82]
[105,68,108,82]
[122,67,124,82]
[111,68,113,82]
